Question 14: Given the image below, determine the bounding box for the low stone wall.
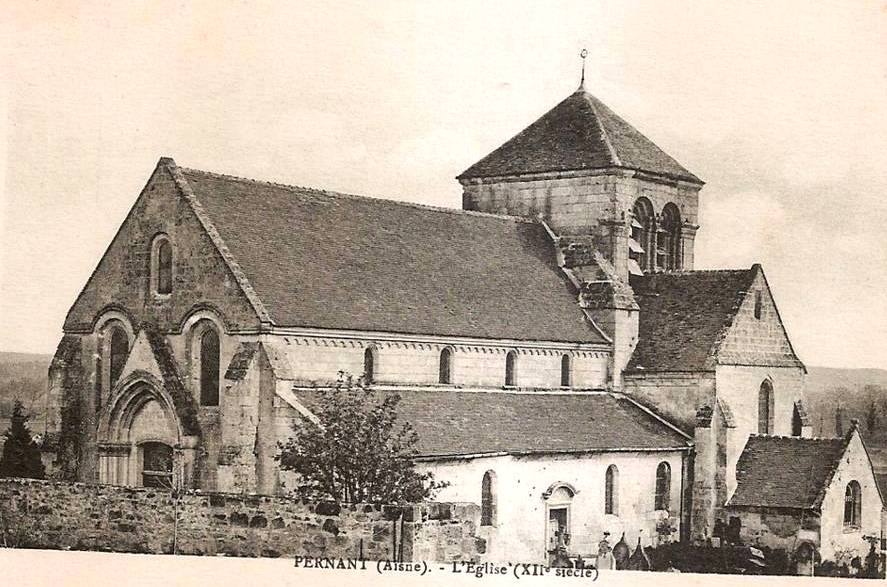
[0,478,484,561]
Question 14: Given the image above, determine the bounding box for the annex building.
[44,81,884,564]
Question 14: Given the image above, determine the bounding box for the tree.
[862,384,883,436]
[278,372,446,503]
[0,400,45,479]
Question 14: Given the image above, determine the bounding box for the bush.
[277,372,446,503]
[0,400,45,479]
[646,542,792,575]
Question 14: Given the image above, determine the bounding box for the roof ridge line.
[812,428,857,509]
[580,92,703,184]
[291,386,612,395]
[165,161,274,324]
[615,392,694,442]
[749,433,843,442]
[754,265,807,373]
[179,166,535,224]
[582,92,623,167]
[647,267,757,275]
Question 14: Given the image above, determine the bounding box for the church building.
[44,79,883,565]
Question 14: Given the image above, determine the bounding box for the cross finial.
[579,48,588,91]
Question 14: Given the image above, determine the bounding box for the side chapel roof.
[727,433,852,510]
[294,388,692,459]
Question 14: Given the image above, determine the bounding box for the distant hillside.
[1,352,885,455]
[0,351,53,446]
[803,366,887,443]
[0,351,52,418]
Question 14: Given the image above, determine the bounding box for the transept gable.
[715,265,805,370]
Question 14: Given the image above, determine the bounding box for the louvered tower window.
[629,197,654,275]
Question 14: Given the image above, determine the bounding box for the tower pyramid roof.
[458,89,702,184]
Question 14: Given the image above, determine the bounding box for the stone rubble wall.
[0,478,484,562]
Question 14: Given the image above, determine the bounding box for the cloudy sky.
[1,1,885,368]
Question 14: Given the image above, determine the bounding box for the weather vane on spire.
[579,48,588,90]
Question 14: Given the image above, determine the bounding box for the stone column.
[680,224,699,271]
[691,406,717,542]
[97,442,131,485]
[177,435,200,490]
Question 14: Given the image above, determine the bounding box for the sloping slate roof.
[626,269,756,372]
[458,90,701,183]
[181,168,605,343]
[224,342,259,381]
[295,389,690,458]
[728,435,848,510]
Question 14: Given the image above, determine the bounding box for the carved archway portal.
[96,374,199,489]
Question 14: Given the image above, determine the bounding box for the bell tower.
[457,60,703,385]
[457,61,703,281]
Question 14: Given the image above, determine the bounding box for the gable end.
[62,158,265,333]
[714,265,805,370]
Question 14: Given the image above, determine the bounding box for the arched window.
[844,481,861,528]
[560,354,572,388]
[754,290,763,320]
[630,197,655,275]
[505,350,518,387]
[199,329,220,406]
[364,346,377,384]
[758,380,774,434]
[109,326,129,390]
[151,234,173,295]
[659,203,682,271]
[655,461,671,511]
[439,347,454,384]
[481,470,497,526]
[141,441,174,488]
[605,464,619,515]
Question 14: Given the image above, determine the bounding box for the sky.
[1,0,886,369]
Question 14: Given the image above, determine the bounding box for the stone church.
[44,81,883,564]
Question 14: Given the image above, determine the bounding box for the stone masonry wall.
[275,336,609,390]
[0,478,483,562]
[62,162,261,334]
[727,506,821,554]
[717,270,804,368]
[460,169,701,280]
[622,371,716,433]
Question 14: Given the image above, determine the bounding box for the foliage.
[646,543,792,575]
[647,542,884,579]
[0,400,45,479]
[278,372,447,503]
[802,366,887,443]
[0,354,48,422]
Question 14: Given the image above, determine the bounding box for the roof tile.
[295,389,690,458]
[627,269,756,372]
[727,435,848,510]
[458,90,701,183]
[181,168,606,344]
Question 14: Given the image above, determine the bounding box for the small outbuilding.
[726,422,885,565]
